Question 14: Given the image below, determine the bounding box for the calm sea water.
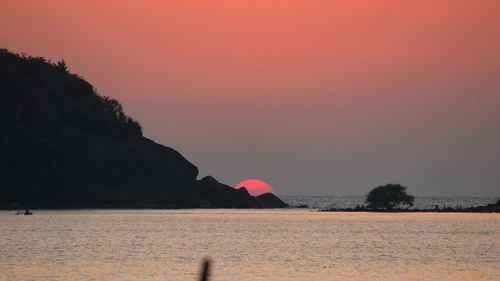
[281,195,498,209]
[1,210,499,281]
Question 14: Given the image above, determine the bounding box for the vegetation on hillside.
[1,49,141,138]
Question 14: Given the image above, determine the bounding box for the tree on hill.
[366,184,414,210]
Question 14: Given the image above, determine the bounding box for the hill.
[0,49,287,209]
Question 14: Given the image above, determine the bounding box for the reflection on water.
[1,210,499,280]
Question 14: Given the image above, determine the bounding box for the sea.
[1,196,499,281]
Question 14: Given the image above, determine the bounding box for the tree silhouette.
[366,184,414,210]
[55,60,68,75]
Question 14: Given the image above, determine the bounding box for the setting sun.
[235,179,275,196]
[1,1,499,280]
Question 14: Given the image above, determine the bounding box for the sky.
[1,0,499,196]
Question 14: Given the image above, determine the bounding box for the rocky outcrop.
[257,193,289,208]
[191,176,263,208]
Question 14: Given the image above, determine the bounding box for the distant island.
[320,184,500,213]
[0,49,288,209]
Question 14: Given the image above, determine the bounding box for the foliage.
[0,48,142,138]
[365,184,414,210]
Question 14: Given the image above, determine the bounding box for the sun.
[235,179,275,196]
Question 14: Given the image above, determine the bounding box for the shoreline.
[319,205,500,213]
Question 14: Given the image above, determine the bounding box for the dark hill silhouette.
[0,49,288,209]
[256,193,289,208]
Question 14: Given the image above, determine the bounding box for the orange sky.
[1,0,499,195]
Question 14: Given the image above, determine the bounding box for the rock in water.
[256,193,289,208]
[192,177,262,208]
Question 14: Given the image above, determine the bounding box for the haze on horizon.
[1,0,499,196]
